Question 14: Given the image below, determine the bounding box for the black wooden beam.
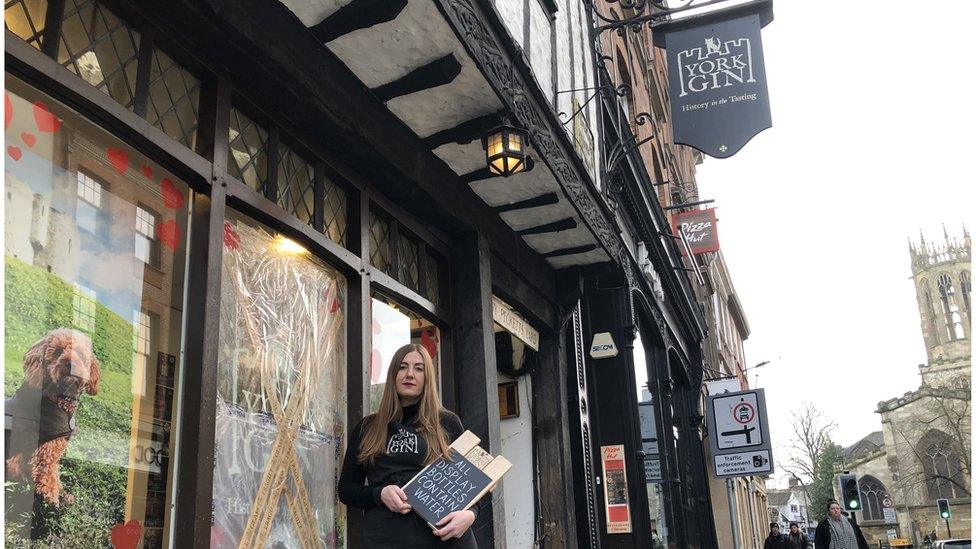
[460,156,535,183]
[372,54,462,102]
[423,109,504,149]
[493,192,559,213]
[309,0,408,43]
[543,244,597,258]
[517,217,577,236]
[451,232,502,549]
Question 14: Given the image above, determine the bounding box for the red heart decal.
[7,145,22,161]
[160,178,185,209]
[141,165,152,179]
[33,101,61,133]
[5,93,12,129]
[222,221,240,250]
[105,147,129,174]
[110,519,142,549]
[158,220,181,251]
[330,298,340,314]
[21,132,36,148]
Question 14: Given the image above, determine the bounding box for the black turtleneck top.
[338,403,479,548]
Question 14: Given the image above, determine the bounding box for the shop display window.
[214,210,347,549]
[369,293,440,412]
[4,75,190,548]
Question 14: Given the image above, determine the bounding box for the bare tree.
[785,403,837,483]
[887,384,971,502]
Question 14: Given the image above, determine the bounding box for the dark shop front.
[4,0,720,548]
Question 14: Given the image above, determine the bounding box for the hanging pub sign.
[672,208,720,255]
[654,1,774,158]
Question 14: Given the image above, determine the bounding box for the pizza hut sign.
[672,209,719,256]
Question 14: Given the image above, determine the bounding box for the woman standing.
[814,500,869,549]
[339,344,479,548]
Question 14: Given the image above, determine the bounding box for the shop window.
[4,0,47,49]
[57,0,141,108]
[4,76,190,548]
[134,204,160,267]
[215,210,347,548]
[227,106,270,191]
[370,293,440,413]
[145,47,201,149]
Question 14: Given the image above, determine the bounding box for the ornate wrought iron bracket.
[605,111,655,177]
[556,83,629,126]
[585,0,744,36]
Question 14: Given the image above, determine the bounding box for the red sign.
[601,445,632,534]
[672,208,720,255]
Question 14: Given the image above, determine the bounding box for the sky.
[693,0,976,488]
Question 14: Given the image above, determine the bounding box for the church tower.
[909,226,971,385]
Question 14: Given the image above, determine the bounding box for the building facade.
[2,0,768,547]
[840,229,971,547]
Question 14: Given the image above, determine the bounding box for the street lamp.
[483,125,528,177]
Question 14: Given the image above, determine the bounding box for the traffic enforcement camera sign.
[705,389,774,478]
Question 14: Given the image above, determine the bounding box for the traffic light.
[938,498,951,519]
[838,473,862,512]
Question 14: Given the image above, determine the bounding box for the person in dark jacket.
[785,521,811,549]
[338,343,479,548]
[814,500,869,549]
[765,523,788,549]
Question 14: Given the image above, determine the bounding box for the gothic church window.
[962,271,971,318]
[938,274,965,340]
[858,475,889,522]
[919,429,966,500]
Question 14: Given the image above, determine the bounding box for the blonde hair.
[357,344,452,465]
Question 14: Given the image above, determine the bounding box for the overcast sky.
[694,0,975,487]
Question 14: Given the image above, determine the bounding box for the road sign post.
[705,389,774,479]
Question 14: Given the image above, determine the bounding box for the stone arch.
[918,429,967,500]
[858,475,890,521]
[937,273,965,340]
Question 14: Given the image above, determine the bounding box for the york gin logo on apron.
[387,427,419,454]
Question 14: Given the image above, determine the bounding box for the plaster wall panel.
[498,372,536,549]
[547,247,609,268]
[387,54,504,138]
[326,0,457,88]
[469,164,559,206]
[494,0,525,49]
[278,0,351,27]
[522,225,594,254]
[499,200,577,232]
[528,1,553,104]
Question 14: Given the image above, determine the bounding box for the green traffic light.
[942,512,950,519]
[849,500,859,508]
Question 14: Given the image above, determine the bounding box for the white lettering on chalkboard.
[387,427,419,454]
[409,458,483,520]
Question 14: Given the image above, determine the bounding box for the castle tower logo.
[656,1,774,159]
[676,36,756,98]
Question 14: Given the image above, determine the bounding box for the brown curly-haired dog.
[4,328,101,506]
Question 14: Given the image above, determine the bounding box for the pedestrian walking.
[814,500,869,549]
[785,521,811,549]
[338,344,479,548]
[764,523,788,549]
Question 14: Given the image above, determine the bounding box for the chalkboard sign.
[401,431,511,527]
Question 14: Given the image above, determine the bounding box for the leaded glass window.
[369,210,391,276]
[227,107,269,191]
[145,47,200,149]
[58,0,141,108]
[423,251,441,306]
[276,144,315,225]
[322,177,347,246]
[398,233,420,293]
[4,0,46,49]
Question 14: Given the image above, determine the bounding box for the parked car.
[932,539,972,549]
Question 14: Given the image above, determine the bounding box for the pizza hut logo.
[676,36,755,97]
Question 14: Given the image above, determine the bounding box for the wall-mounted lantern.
[483,125,529,177]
